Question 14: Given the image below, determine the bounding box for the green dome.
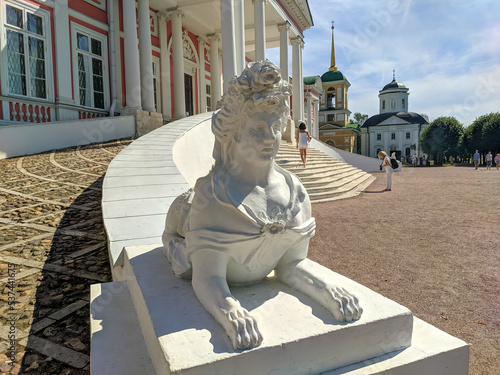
[321,70,346,82]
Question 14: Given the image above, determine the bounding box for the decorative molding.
[150,10,158,37]
[84,0,105,11]
[182,31,197,63]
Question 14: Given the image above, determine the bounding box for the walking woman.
[296,122,311,167]
[378,151,393,191]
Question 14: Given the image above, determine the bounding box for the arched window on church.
[382,100,385,110]
[326,140,335,147]
[402,98,405,109]
[327,87,335,109]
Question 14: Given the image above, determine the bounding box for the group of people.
[474,150,500,170]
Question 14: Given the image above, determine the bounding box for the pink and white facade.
[0,0,313,132]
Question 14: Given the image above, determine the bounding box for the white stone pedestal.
[90,244,468,375]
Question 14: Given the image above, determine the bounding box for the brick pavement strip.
[0,139,131,373]
[19,336,90,369]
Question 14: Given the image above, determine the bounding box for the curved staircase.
[276,142,375,202]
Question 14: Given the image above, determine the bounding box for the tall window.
[75,32,105,109]
[382,100,385,110]
[152,60,159,112]
[402,98,405,109]
[4,3,48,99]
[184,74,193,116]
[206,84,212,111]
[377,133,381,141]
[406,131,411,139]
[326,87,335,109]
[327,114,334,122]
[391,133,396,140]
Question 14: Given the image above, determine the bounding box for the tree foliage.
[420,116,464,165]
[463,112,500,154]
[352,112,368,125]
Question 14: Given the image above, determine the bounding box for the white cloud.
[296,0,500,126]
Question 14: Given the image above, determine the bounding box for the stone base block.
[123,245,414,375]
[90,244,468,375]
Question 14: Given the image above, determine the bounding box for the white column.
[313,99,319,139]
[291,36,304,123]
[299,40,304,121]
[123,0,142,111]
[254,0,266,61]
[306,94,312,135]
[234,0,245,74]
[138,0,155,112]
[113,0,123,111]
[170,9,186,119]
[54,0,75,120]
[198,37,206,113]
[220,0,237,93]
[208,34,221,105]
[158,13,171,121]
[277,22,289,81]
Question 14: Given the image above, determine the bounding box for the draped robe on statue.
[164,164,316,284]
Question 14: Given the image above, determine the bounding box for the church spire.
[329,21,338,72]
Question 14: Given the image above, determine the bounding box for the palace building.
[0,0,313,140]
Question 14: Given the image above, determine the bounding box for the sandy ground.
[309,166,500,375]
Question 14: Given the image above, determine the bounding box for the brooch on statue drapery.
[261,220,286,235]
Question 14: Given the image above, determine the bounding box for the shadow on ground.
[20,176,110,374]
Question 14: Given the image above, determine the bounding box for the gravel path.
[310,166,500,375]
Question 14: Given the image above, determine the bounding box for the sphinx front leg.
[191,251,263,350]
[276,249,362,322]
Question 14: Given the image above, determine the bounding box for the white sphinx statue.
[162,60,362,350]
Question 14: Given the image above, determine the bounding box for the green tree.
[352,112,368,125]
[462,113,500,162]
[420,116,464,166]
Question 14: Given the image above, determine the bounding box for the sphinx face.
[233,112,283,165]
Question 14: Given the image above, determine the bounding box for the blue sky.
[267,0,500,126]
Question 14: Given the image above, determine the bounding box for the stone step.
[276,142,374,202]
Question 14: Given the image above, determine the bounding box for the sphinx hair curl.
[212,60,292,144]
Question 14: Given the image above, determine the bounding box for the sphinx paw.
[325,286,363,322]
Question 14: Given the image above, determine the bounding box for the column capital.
[197,36,206,45]
[251,0,268,4]
[157,11,168,20]
[218,49,223,57]
[277,22,290,32]
[207,33,221,42]
[167,8,184,19]
[290,36,304,48]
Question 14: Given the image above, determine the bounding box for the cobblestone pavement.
[0,139,132,375]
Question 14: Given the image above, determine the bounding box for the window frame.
[70,22,109,111]
[0,0,54,102]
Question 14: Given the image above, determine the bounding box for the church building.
[315,23,358,153]
[360,72,429,160]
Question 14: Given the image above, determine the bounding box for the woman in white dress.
[296,122,311,167]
